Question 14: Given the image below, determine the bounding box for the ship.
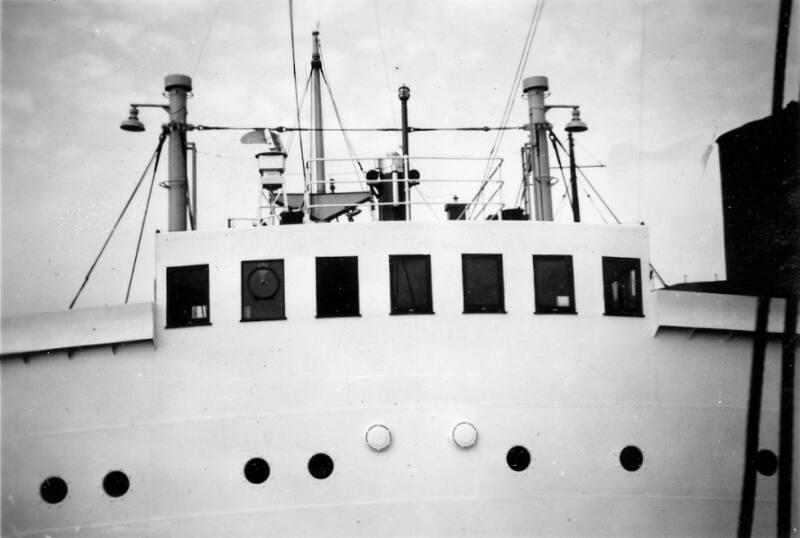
[1,1,799,536]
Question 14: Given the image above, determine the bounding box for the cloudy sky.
[2,0,798,318]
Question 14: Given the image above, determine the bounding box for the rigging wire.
[191,2,221,78]
[125,128,168,303]
[284,71,313,155]
[548,130,574,214]
[68,137,163,310]
[196,124,525,132]
[373,0,400,143]
[318,40,367,187]
[465,0,545,217]
[288,0,308,187]
[550,131,620,223]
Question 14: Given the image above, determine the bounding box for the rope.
[288,0,308,185]
[125,129,168,303]
[68,137,162,309]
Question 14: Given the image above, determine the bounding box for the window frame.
[389,254,434,315]
[241,259,286,322]
[461,253,506,314]
[532,254,577,314]
[165,264,211,329]
[315,256,361,318]
[602,256,644,317]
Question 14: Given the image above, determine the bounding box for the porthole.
[308,453,334,479]
[620,445,644,472]
[756,449,778,476]
[40,476,68,504]
[244,457,270,484]
[102,470,130,497]
[506,445,531,472]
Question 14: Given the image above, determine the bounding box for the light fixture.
[565,107,588,133]
[119,106,145,132]
[255,150,287,191]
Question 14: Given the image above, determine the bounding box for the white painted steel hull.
[1,222,791,536]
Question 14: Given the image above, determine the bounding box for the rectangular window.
[389,255,433,314]
[533,255,576,314]
[316,256,360,317]
[241,260,285,321]
[166,264,210,328]
[462,254,505,313]
[602,257,643,316]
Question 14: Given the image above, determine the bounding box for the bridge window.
[533,255,576,314]
[602,257,643,316]
[166,264,210,328]
[241,260,285,321]
[316,256,360,317]
[462,254,505,313]
[389,255,433,314]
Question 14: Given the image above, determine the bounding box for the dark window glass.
[40,476,68,504]
[506,446,531,472]
[316,257,359,317]
[308,453,334,479]
[462,254,505,313]
[619,445,644,472]
[533,255,576,314]
[166,265,210,328]
[241,260,285,321]
[244,457,271,484]
[389,255,433,314]
[602,257,643,316]
[103,470,130,497]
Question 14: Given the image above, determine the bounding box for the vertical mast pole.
[522,76,553,221]
[568,131,581,222]
[399,84,410,221]
[165,74,192,232]
[311,31,325,194]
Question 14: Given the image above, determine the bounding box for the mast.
[522,76,553,221]
[165,74,192,232]
[311,30,325,194]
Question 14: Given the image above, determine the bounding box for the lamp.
[120,106,145,132]
[256,151,287,191]
[565,107,588,133]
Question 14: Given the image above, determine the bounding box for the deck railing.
[227,155,505,227]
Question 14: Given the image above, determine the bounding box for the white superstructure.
[1,220,794,536]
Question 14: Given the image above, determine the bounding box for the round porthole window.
[308,453,334,479]
[247,267,280,299]
[40,476,68,504]
[506,445,531,472]
[620,445,644,472]
[103,470,130,497]
[244,457,271,484]
[756,449,778,476]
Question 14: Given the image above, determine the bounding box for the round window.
[308,453,334,479]
[244,457,271,484]
[40,476,68,504]
[506,445,531,472]
[247,267,280,299]
[103,470,130,497]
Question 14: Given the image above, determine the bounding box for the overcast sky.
[2,0,798,318]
